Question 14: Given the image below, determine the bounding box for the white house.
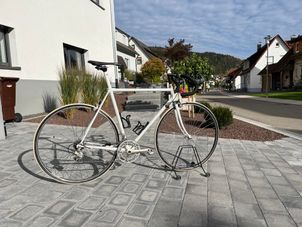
[0,0,117,116]
[240,35,289,92]
[115,27,158,77]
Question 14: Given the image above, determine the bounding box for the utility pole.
[264,35,271,98]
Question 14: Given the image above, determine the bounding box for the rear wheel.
[156,102,218,170]
[33,103,119,184]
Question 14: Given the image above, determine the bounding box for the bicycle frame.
[79,72,190,148]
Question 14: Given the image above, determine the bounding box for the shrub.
[80,71,100,105]
[212,106,233,128]
[42,93,58,113]
[97,75,107,101]
[124,69,135,81]
[59,68,81,105]
[198,101,212,110]
[141,57,166,84]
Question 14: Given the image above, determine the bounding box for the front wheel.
[156,102,219,170]
[33,103,119,184]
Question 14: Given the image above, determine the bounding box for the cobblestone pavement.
[1,111,302,227]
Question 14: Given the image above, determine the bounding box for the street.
[198,91,302,136]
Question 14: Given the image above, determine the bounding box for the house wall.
[115,29,137,75]
[293,59,302,84]
[234,75,242,90]
[129,40,150,72]
[0,0,116,116]
[249,37,288,92]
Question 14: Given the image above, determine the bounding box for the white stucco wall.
[129,40,150,72]
[248,37,289,92]
[0,0,116,115]
[234,76,242,90]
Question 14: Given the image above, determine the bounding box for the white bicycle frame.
[79,72,191,150]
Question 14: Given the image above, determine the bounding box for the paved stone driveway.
[0,114,302,226]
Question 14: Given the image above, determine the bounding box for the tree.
[164,38,192,67]
[141,58,166,84]
[172,53,214,92]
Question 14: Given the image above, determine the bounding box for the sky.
[114,0,302,59]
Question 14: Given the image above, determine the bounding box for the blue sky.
[114,0,302,59]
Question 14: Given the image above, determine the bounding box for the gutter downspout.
[109,0,118,88]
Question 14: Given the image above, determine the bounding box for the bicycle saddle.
[88,60,122,72]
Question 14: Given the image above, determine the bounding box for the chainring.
[117,140,140,163]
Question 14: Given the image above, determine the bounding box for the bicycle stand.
[167,145,211,179]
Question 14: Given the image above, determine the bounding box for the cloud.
[114,0,302,58]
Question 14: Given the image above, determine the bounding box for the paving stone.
[287,207,302,226]
[273,185,300,197]
[64,187,89,201]
[78,196,106,210]
[264,213,297,227]
[209,191,233,208]
[129,173,149,183]
[57,209,92,227]
[186,183,207,196]
[137,190,159,203]
[233,202,263,219]
[231,189,257,204]
[27,216,55,227]
[151,171,169,180]
[261,168,282,176]
[119,182,142,194]
[126,202,154,218]
[161,187,184,201]
[0,179,17,188]
[266,175,289,186]
[145,179,166,190]
[258,199,288,214]
[93,184,118,197]
[179,194,207,227]
[208,205,237,227]
[87,206,124,226]
[228,179,250,191]
[105,176,126,185]
[9,204,43,221]
[44,200,76,216]
[237,217,267,227]
[118,217,147,227]
[252,186,278,199]
[147,198,182,227]
[0,219,22,227]
[248,177,271,188]
[108,193,134,207]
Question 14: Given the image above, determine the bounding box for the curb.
[234,115,302,141]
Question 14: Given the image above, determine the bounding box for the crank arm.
[128,148,154,154]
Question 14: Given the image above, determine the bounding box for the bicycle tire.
[33,103,119,184]
[155,102,219,170]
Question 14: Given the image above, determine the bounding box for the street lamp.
[264,35,271,98]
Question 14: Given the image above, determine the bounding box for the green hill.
[149,46,242,75]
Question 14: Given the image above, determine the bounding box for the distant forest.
[149,46,242,75]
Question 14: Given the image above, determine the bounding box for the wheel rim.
[34,104,119,183]
[156,102,218,170]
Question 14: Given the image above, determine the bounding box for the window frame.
[63,43,87,70]
[0,25,12,67]
[90,0,105,10]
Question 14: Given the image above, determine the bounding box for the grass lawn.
[251,91,302,101]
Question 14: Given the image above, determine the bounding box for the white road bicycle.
[33,61,219,184]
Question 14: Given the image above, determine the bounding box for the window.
[63,44,87,70]
[0,25,12,66]
[296,42,300,53]
[275,42,279,48]
[125,58,129,68]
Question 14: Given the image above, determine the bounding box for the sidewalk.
[0,116,302,226]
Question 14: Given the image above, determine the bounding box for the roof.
[115,27,131,38]
[242,35,288,74]
[286,35,302,44]
[130,37,158,59]
[116,41,138,57]
[227,67,242,78]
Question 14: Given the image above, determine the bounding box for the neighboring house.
[239,35,289,92]
[225,67,242,90]
[258,35,302,90]
[115,27,138,80]
[0,0,117,116]
[115,27,158,79]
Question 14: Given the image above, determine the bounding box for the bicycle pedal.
[147,149,154,155]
